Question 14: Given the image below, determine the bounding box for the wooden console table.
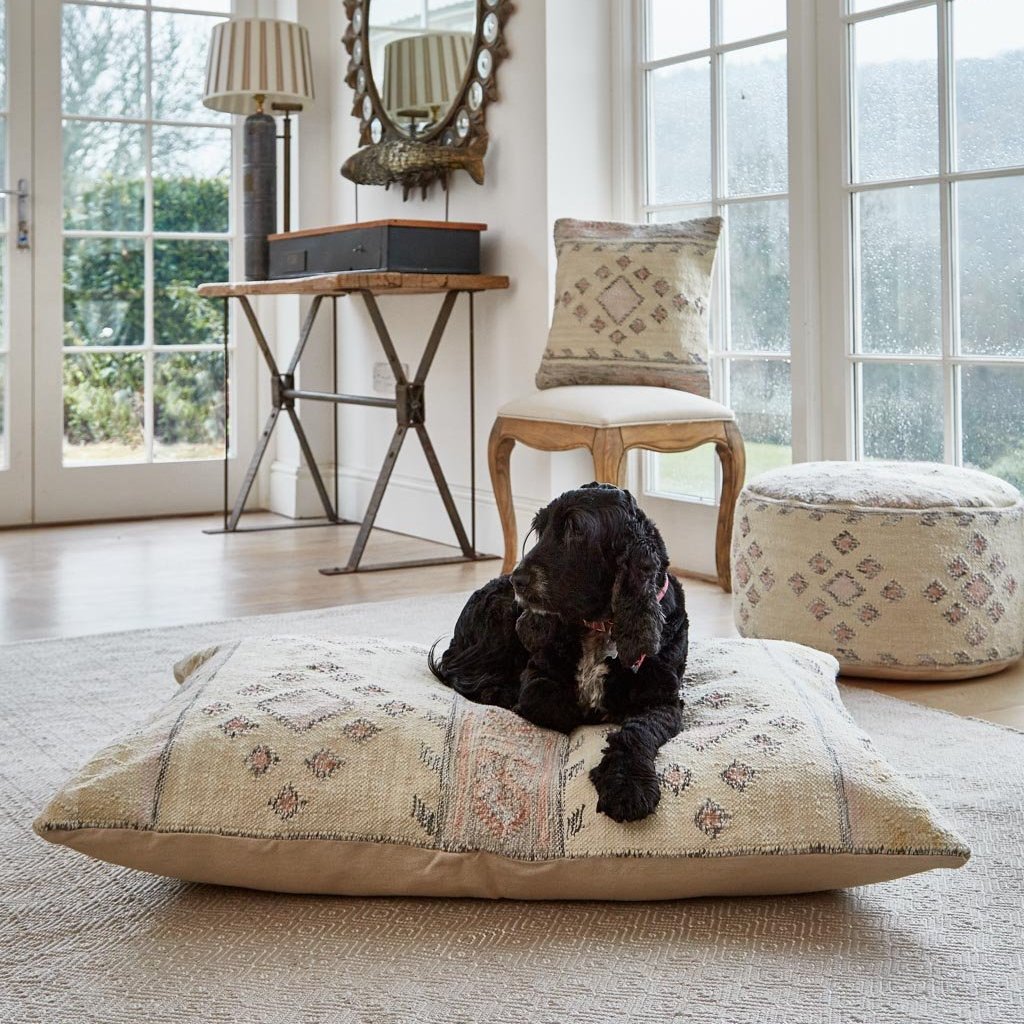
[197,271,509,574]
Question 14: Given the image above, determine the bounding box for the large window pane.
[648,0,709,59]
[721,0,785,45]
[860,361,944,461]
[154,240,229,346]
[853,6,938,182]
[650,58,711,204]
[63,352,145,464]
[958,176,1024,358]
[152,12,228,123]
[955,0,1024,172]
[728,199,789,353]
[63,120,144,232]
[61,4,145,118]
[730,359,791,479]
[962,365,1024,490]
[152,126,231,233]
[154,351,225,462]
[0,4,6,110]
[724,40,787,196]
[857,185,940,355]
[652,448,715,502]
[64,239,144,347]
[0,354,6,471]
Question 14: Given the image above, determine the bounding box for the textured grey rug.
[2,594,1022,1024]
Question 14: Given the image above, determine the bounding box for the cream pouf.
[732,461,1024,680]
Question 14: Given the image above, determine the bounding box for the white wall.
[267,0,615,557]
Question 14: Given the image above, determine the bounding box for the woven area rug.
[2,594,1022,1024]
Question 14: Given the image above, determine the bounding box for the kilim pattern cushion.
[732,461,1024,680]
[34,634,968,900]
[535,217,722,395]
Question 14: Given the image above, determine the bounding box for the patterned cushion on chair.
[536,217,722,395]
[35,634,968,900]
[732,461,1024,679]
[498,385,734,427]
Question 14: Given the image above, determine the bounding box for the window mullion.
[143,4,154,463]
[938,0,958,465]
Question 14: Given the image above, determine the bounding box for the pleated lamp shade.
[382,32,473,120]
[203,18,315,115]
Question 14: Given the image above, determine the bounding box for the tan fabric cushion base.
[44,828,967,900]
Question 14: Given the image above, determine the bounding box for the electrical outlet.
[373,361,407,393]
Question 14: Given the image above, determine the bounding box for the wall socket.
[373,361,407,393]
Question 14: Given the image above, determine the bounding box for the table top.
[197,271,510,298]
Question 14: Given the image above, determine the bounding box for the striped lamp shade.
[203,18,315,115]
[382,32,473,121]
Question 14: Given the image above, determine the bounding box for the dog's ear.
[611,503,667,669]
[515,609,558,652]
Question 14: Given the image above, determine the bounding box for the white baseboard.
[268,460,338,520]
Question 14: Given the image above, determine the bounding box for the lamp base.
[243,111,277,281]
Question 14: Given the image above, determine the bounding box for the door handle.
[0,179,29,250]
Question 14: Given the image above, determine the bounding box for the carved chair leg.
[591,428,627,487]
[714,419,747,592]
[488,419,519,574]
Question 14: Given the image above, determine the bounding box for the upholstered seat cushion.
[497,385,734,428]
[732,461,1024,680]
[34,634,968,900]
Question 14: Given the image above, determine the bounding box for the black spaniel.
[429,483,688,823]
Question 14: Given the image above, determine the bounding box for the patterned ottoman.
[732,461,1024,680]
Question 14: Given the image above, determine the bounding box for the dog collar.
[582,573,671,670]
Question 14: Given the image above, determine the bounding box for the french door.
[0,0,251,526]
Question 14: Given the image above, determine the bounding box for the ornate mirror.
[341,0,513,197]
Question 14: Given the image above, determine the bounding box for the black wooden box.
[267,219,484,279]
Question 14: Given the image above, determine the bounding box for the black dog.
[429,483,688,822]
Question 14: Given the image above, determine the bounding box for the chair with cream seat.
[488,384,745,591]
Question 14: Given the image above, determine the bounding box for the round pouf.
[731,461,1024,679]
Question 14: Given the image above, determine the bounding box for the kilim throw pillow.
[535,217,723,395]
[34,635,968,900]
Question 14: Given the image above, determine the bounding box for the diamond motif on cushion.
[824,571,866,606]
[692,690,731,709]
[735,557,751,587]
[693,798,732,838]
[341,718,381,743]
[239,683,270,696]
[589,316,607,333]
[594,264,612,280]
[220,716,258,738]
[633,266,651,282]
[969,533,988,556]
[944,603,968,626]
[881,580,906,602]
[747,586,762,606]
[768,715,803,732]
[353,683,388,695]
[573,303,587,320]
[987,601,1005,624]
[832,621,856,643]
[788,572,808,596]
[962,573,994,607]
[965,623,988,647]
[202,702,231,716]
[652,278,670,296]
[658,763,692,796]
[671,293,690,312]
[628,318,646,335]
[650,304,668,323]
[948,555,971,579]
[808,598,831,621]
[380,701,416,718]
[268,784,306,821]
[923,580,948,604]
[858,603,880,625]
[808,553,832,576]
[244,744,279,776]
[739,515,751,538]
[832,531,859,555]
[988,553,1007,576]
[720,761,756,792]
[748,734,782,755]
[1005,576,1019,597]
[680,719,748,752]
[305,748,345,780]
[747,541,763,561]
[608,329,626,345]
[856,556,883,579]
[616,254,632,269]
[759,567,776,591]
[595,275,643,324]
[575,278,590,293]
[258,689,354,733]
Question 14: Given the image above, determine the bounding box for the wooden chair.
[488,385,746,591]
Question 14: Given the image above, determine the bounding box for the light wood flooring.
[1,513,1022,729]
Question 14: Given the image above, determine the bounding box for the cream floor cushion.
[732,461,1024,680]
[497,385,735,428]
[35,634,968,900]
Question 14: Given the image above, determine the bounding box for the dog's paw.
[590,751,661,823]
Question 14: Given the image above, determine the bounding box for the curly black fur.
[429,483,688,823]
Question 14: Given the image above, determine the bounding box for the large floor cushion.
[732,461,1024,679]
[34,635,968,900]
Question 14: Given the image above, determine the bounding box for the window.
[639,0,791,502]
[61,0,233,465]
[632,0,1024,510]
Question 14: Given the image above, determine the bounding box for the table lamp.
[203,17,315,279]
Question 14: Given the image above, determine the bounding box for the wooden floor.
[1,514,1022,729]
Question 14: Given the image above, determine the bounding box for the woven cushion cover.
[498,385,734,428]
[733,461,1024,680]
[34,635,968,900]
[536,217,722,395]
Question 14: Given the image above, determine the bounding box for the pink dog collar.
[583,573,671,670]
